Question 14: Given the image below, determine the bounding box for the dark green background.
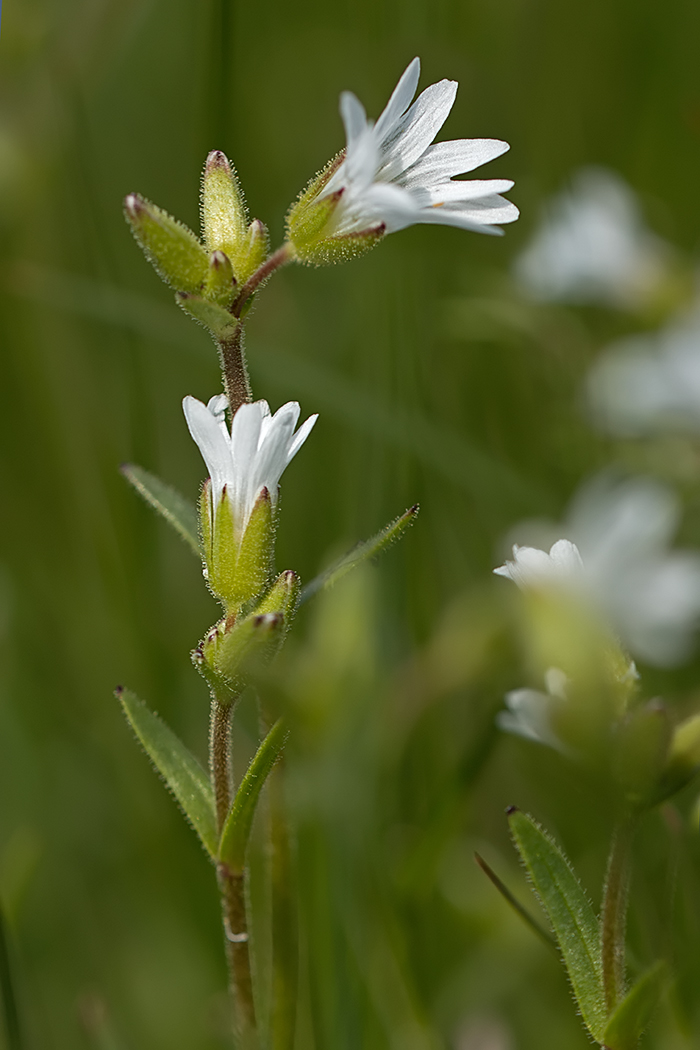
[1,0,700,1047]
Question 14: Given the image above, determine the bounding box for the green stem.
[209,696,258,1046]
[233,244,294,317]
[601,817,635,1013]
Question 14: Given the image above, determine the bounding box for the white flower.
[319,57,518,238]
[183,394,318,540]
[493,538,584,590]
[514,167,670,307]
[494,474,700,666]
[588,305,700,436]
[498,668,570,751]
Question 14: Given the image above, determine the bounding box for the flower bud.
[204,249,236,307]
[201,150,270,284]
[124,193,209,293]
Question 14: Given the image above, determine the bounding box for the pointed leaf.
[219,719,288,871]
[117,687,217,857]
[300,504,418,604]
[121,464,200,556]
[602,961,666,1050]
[509,809,606,1042]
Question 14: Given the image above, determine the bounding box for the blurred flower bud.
[201,150,270,284]
[658,711,700,799]
[124,192,209,293]
[615,699,671,805]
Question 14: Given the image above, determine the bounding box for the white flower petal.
[339,91,369,148]
[182,396,232,508]
[378,79,458,181]
[402,138,511,183]
[374,57,421,141]
[287,412,318,459]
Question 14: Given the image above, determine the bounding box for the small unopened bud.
[201,150,269,285]
[210,607,286,682]
[615,700,671,805]
[205,249,236,306]
[124,192,209,293]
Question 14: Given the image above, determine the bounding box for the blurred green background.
[2,0,700,1047]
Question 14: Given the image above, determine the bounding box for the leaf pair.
[506,810,664,1050]
[117,688,285,868]
[121,463,418,600]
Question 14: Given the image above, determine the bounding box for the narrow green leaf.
[117,688,217,857]
[509,809,607,1042]
[0,901,23,1050]
[121,464,200,556]
[300,504,419,604]
[602,961,666,1050]
[219,719,288,871]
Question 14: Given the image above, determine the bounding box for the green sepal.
[218,718,288,871]
[508,809,607,1042]
[124,193,209,293]
[205,250,236,307]
[301,504,418,603]
[601,961,666,1050]
[231,488,274,607]
[286,152,343,244]
[202,486,274,607]
[287,188,343,255]
[176,292,239,340]
[121,463,201,556]
[292,223,385,268]
[116,687,217,857]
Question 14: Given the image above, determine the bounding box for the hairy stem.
[210,695,258,1047]
[233,244,294,317]
[218,324,252,417]
[601,817,635,1013]
[218,861,257,1048]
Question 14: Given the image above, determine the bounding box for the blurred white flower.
[588,305,700,435]
[495,474,700,666]
[493,538,584,589]
[514,167,669,308]
[498,667,570,750]
[320,57,519,237]
[183,394,318,540]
